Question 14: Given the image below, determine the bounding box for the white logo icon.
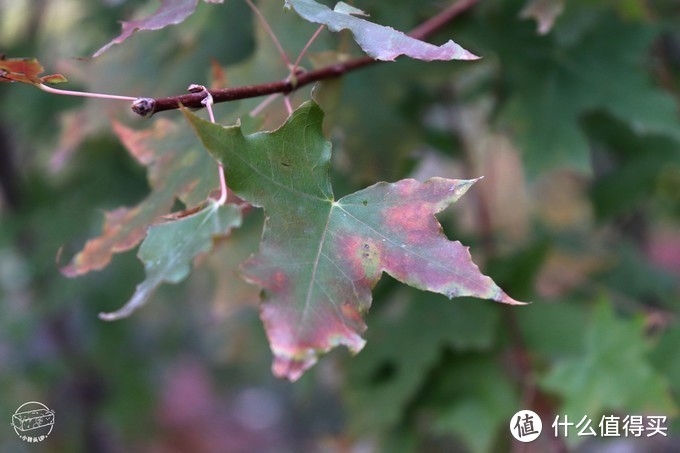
[510,409,542,442]
[11,401,55,443]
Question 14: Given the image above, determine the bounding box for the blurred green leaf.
[430,355,518,453]
[346,291,500,434]
[585,112,680,220]
[462,5,680,173]
[541,300,676,423]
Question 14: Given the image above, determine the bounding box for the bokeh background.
[1,0,679,451]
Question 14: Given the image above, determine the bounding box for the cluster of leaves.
[0,0,517,380]
[1,0,679,451]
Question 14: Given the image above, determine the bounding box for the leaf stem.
[283,96,293,115]
[249,93,280,116]
[244,0,291,68]
[38,83,137,101]
[291,25,325,77]
[189,84,228,205]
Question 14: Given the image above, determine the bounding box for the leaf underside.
[93,0,224,58]
[285,0,479,61]
[185,101,521,381]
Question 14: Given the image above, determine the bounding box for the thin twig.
[291,25,325,76]
[131,0,479,117]
[38,84,137,101]
[249,93,280,116]
[244,0,291,68]
[283,96,293,115]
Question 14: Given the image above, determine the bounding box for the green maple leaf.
[346,289,500,434]
[63,118,217,276]
[185,101,521,381]
[100,201,242,320]
[464,8,680,173]
[541,301,676,424]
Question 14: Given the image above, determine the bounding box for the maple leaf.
[185,101,521,381]
[541,301,676,430]
[0,57,67,85]
[347,289,500,435]
[93,0,224,58]
[62,118,217,276]
[467,11,680,173]
[284,0,478,61]
[99,201,242,320]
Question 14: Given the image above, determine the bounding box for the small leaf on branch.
[284,0,478,61]
[0,57,67,85]
[93,0,225,58]
[100,201,242,320]
[185,101,521,381]
[63,118,218,276]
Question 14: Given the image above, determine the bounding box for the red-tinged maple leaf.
[0,57,67,85]
[62,118,217,276]
[99,201,242,321]
[185,101,522,381]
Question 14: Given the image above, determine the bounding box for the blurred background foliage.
[1,0,679,451]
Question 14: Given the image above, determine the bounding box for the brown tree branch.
[132,0,480,117]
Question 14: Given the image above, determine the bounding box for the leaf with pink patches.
[185,101,521,381]
[93,0,224,58]
[284,0,478,61]
[63,117,217,276]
